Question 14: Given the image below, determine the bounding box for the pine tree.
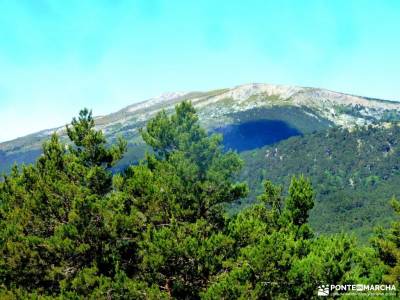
[371,197,400,290]
[202,177,384,299]
[134,101,248,297]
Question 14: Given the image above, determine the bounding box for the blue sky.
[1,0,400,142]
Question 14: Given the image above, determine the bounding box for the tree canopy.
[0,102,398,299]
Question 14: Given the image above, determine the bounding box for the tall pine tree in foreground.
[0,102,396,299]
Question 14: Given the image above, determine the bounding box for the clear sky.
[1,0,400,142]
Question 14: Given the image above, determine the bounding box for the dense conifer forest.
[0,103,398,299]
[237,124,400,242]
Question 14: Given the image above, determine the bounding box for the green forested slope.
[238,124,400,241]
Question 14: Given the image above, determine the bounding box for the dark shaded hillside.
[223,106,333,134]
[237,124,400,242]
[113,106,333,169]
[0,106,333,174]
[215,120,302,152]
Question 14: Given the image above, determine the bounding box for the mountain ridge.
[1,83,400,173]
[2,83,400,147]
